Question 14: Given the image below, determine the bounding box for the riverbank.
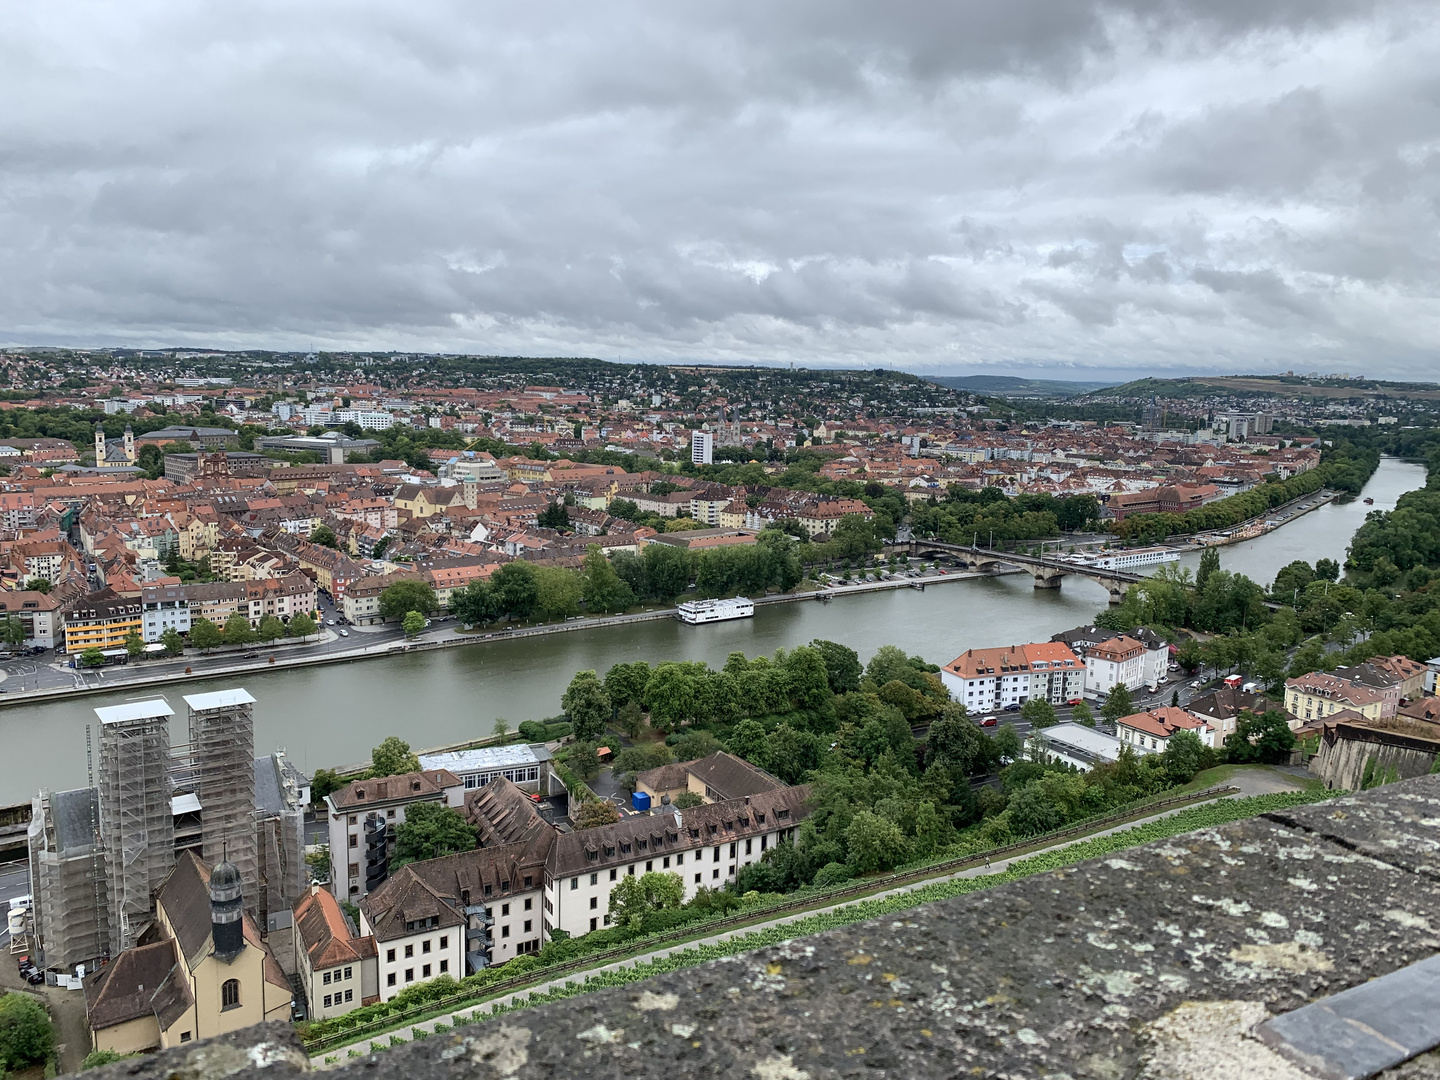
[0,565,998,710]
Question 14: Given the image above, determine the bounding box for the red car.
[980,716,998,727]
[1067,698,1083,706]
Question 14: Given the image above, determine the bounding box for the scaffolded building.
[27,787,110,972]
[95,698,176,954]
[255,750,309,930]
[182,689,259,917]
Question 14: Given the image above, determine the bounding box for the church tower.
[123,424,135,464]
[94,423,106,466]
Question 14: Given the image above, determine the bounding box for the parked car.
[338,629,349,637]
[1003,702,1022,712]
[1066,698,1084,706]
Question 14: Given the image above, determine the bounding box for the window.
[589,873,597,886]
[712,868,719,880]
[348,862,358,877]
[345,989,353,1002]
[745,839,752,855]
[405,969,415,983]
[524,898,532,911]
[387,809,396,817]
[694,873,701,884]
[439,960,448,974]
[524,919,532,932]
[628,865,635,876]
[676,852,684,865]
[324,994,333,1008]
[423,964,432,978]
[502,925,510,938]
[324,971,332,985]
[180,1033,192,1043]
[386,948,396,962]
[570,877,578,891]
[713,847,720,862]
[729,843,736,858]
[349,834,358,848]
[609,869,616,881]
[590,917,597,931]
[387,973,396,987]
[405,944,414,958]
[589,897,597,910]
[663,857,670,869]
[523,875,532,889]
[422,939,431,954]
[439,936,448,949]
[344,966,352,979]
[221,979,241,1009]
[646,861,653,873]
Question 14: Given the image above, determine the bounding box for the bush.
[82,1050,132,1071]
[811,862,855,888]
[0,993,55,1072]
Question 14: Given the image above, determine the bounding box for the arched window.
[221,979,240,1009]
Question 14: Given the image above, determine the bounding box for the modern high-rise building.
[691,429,713,465]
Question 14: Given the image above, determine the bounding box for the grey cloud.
[0,0,1437,376]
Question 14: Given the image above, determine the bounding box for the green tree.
[616,699,644,738]
[189,617,223,650]
[672,790,704,809]
[402,610,426,638]
[927,703,987,775]
[371,736,420,777]
[380,579,437,622]
[82,1049,133,1071]
[451,579,499,626]
[223,612,254,645]
[1020,697,1058,729]
[533,565,584,620]
[0,617,24,648]
[610,743,675,792]
[1008,784,1061,837]
[642,542,692,600]
[257,615,287,643]
[288,612,317,637]
[604,661,652,707]
[573,799,621,830]
[390,802,477,868]
[310,768,346,802]
[669,730,725,761]
[124,628,145,658]
[607,871,684,929]
[1160,728,1209,782]
[1101,684,1135,723]
[0,992,55,1073]
[310,524,339,549]
[562,671,613,742]
[726,719,769,766]
[160,626,185,656]
[491,561,540,621]
[845,810,909,874]
[566,741,602,780]
[23,577,51,594]
[1225,710,1297,765]
[994,722,1023,763]
[537,501,571,531]
[583,546,635,613]
[80,646,107,668]
[643,662,705,732]
[810,638,862,694]
[1070,700,1095,727]
[492,717,511,744]
[1196,546,1221,590]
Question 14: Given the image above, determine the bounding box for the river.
[0,456,1424,803]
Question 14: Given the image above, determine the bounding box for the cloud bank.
[1,1,1437,377]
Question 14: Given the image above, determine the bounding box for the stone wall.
[86,777,1440,1080]
[1310,721,1439,790]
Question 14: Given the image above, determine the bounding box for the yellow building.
[84,853,292,1053]
[63,595,143,655]
[1285,671,1387,723]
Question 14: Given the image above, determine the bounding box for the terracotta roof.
[1286,671,1386,707]
[294,884,377,971]
[84,938,188,1033]
[1116,706,1211,740]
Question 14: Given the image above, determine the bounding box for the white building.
[325,769,465,901]
[690,429,713,465]
[940,642,1087,713]
[416,744,554,794]
[1114,706,1218,752]
[140,584,192,642]
[1083,634,1148,699]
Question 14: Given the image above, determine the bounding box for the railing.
[302,784,1238,1054]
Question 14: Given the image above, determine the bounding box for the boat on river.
[676,597,755,625]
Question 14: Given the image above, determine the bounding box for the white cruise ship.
[676,597,755,624]
[1085,547,1182,571]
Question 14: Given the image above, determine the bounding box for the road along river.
[0,456,1422,803]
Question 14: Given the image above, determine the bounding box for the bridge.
[907,539,1149,604]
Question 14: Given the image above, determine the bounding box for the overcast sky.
[2,1,1437,379]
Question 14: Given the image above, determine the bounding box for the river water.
[0,456,1424,803]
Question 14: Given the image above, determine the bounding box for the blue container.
[631,791,652,812]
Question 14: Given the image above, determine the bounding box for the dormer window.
[412,781,421,791]
[754,812,765,824]
[688,828,699,839]
[604,845,615,856]
[738,816,749,827]
[707,824,717,835]
[354,789,365,799]
[776,809,790,820]
[636,838,646,851]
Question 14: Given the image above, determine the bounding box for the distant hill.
[1088,375,1440,401]
[926,375,1118,397]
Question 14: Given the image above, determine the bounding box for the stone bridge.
[908,539,1148,604]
